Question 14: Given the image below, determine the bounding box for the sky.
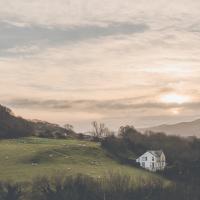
[0,0,200,132]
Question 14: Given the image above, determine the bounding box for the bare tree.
[91,121,112,138]
[91,121,99,137]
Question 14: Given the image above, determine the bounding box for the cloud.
[0,20,148,56]
[0,0,200,26]
[7,98,200,114]
[0,0,200,130]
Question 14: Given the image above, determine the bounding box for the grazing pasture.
[0,137,164,184]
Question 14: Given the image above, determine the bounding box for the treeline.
[0,104,75,139]
[101,126,200,184]
[0,173,199,200]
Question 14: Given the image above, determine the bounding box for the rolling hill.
[0,104,74,138]
[140,119,200,137]
[0,137,165,184]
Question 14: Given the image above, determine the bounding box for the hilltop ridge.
[0,104,74,139]
[140,119,200,137]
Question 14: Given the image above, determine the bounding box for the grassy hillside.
[0,137,164,184]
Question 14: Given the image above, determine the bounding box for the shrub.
[0,182,23,200]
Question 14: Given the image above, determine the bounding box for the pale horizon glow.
[0,0,200,132]
[170,108,182,115]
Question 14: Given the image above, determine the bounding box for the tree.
[91,121,112,138]
[64,124,74,131]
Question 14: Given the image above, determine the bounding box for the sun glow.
[170,108,181,115]
[160,93,190,104]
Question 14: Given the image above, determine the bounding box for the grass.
[0,137,167,184]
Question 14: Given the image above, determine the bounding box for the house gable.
[136,152,156,162]
[136,150,166,172]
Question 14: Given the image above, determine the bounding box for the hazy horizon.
[1,0,200,132]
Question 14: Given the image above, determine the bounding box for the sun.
[170,108,181,115]
[160,93,189,104]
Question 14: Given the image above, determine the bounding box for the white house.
[136,150,166,172]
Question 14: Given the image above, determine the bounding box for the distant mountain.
[0,104,75,139]
[140,119,200,137]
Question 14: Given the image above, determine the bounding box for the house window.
[142,157,147,161]
[152,157,154,161]
[142,162,145,167]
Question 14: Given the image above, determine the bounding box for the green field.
[0,137,165,184]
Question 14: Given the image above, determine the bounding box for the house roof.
[148,150,163,157]
[136,150,164,160]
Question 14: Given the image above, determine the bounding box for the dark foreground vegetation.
[0,173,199,200]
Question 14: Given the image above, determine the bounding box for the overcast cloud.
[0,0,200,131]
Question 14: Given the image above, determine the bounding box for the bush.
[0,182,23,200]
[0,173,199,200]
[31,174,102,200]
